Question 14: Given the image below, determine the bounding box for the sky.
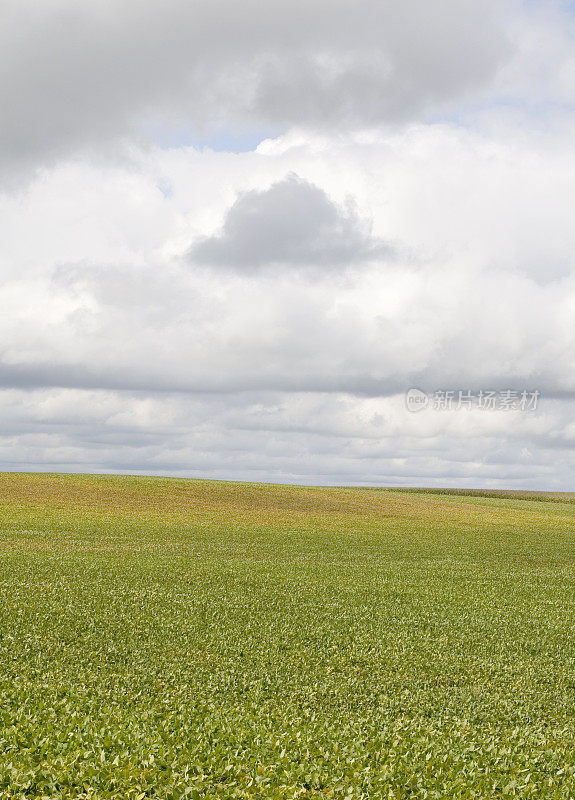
[2,0,575,488]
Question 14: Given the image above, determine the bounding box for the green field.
[1,473,575,799]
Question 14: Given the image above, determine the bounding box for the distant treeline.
[386,487,575,503]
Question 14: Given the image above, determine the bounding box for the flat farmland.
[1,473,575,799]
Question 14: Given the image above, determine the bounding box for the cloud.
[0,0,512,177]
[489,1,575,115]
[2,73,575,487]
[3,123,575,404]
[0,387,573,490]
[188,175,388,270]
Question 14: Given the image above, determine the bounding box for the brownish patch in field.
[0,472,572,536]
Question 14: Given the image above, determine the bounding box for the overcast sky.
[2,0,575,488]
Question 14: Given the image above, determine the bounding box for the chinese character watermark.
[406,389,540,413]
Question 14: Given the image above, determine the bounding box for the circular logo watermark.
[406,388,429,413]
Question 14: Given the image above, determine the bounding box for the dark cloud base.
[189,174,390,270]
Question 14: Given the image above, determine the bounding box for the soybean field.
[1,473,575,799]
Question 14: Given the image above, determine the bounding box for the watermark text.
[406,389,540,413]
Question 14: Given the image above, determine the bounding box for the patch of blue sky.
[425,95,575,132]
[149,124,276,153]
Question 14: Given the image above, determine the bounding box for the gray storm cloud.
[189,175,389,270]
[0,0,511,176]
